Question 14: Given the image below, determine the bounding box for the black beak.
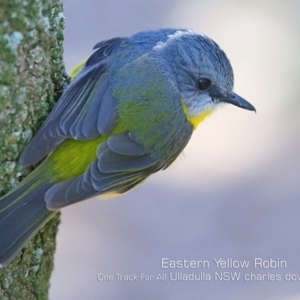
[221,92,256,112]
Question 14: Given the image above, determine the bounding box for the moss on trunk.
[0,0,65,299]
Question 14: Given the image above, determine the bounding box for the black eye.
[197,78,211,91]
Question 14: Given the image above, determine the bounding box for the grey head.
[147,29,256,117]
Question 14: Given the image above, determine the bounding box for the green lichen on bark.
[0,0,65,299]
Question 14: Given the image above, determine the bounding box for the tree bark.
[0,1,65,299]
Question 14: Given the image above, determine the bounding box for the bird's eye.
[197,78,211,91]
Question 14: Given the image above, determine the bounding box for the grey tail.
[0,174,56,267]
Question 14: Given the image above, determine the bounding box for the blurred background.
[50,1,300,299]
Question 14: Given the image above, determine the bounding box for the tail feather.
[0,174,56,267]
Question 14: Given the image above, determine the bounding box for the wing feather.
[45,132,161,210]
[107,132,148,155]
[20,37,124,166]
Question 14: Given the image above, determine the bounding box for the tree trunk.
[0,1,65,299]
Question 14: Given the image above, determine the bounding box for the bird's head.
[152,29,256,128]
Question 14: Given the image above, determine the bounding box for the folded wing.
[20,37,124,166]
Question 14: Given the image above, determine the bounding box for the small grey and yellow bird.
[0,28,255,266]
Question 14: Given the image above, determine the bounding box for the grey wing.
[45,132,163,210]
[20,37,124,166]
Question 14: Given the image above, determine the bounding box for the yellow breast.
[181,101,213,129]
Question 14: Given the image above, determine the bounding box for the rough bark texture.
[0,1,65,299]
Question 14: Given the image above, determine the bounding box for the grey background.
[50,1,300,299]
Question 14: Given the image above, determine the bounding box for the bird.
[0,28,255,266]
